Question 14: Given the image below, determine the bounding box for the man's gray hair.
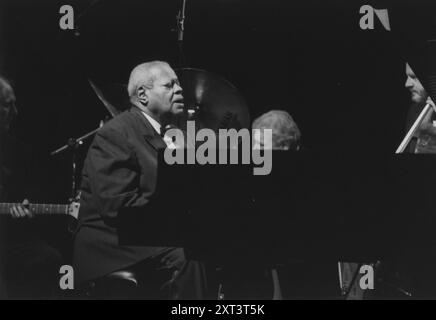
[127,61,170,102]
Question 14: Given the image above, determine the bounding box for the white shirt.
[141,111,162,135]
[141,111,176,149]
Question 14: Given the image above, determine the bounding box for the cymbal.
[88,68,250,131]
[88,79,129,117]
[176,68,250,131]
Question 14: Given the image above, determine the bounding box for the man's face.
[405,63,427,104]
[146,65,184,116]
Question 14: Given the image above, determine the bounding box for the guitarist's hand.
[10,199,34,218]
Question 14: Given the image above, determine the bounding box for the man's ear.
[137,86,148,106]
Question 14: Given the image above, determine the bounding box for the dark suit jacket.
[73,107,176,284]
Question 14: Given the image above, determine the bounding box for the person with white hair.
[250,110,301,300]
[73,61,207,299]
[252,110,301,151]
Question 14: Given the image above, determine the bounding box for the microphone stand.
[176,0,187,68]
[175,0,197,127]
[51,120,104,199]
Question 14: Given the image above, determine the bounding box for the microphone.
[176,0,187,42]
[161,124,178,137]
[185,104,199,120]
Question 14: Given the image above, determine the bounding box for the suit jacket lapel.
[130,107,167,151]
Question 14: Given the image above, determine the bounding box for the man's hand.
[426,96,436,116]
[10,199,34,218]
[418,97,436,130]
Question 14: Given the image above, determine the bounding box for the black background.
[0,0,434,196]
[1,0,436,297]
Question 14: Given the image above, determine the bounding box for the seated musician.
[224,110,301,300]
[333,63,436,300]
[0,76,61,299]
[73,61,207,299]
[252,110,372,299]
[339,62,436,300]
[394,62,436,298]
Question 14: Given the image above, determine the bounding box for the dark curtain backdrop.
[1,0,436,273]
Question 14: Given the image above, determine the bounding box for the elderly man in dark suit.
[73,61,206,299]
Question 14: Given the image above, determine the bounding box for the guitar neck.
[0,203,69,216]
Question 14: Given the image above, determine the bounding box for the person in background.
[249,110,301,300]
[404,62,436,152]
[252,110,301,151]
[0,75,61,299]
